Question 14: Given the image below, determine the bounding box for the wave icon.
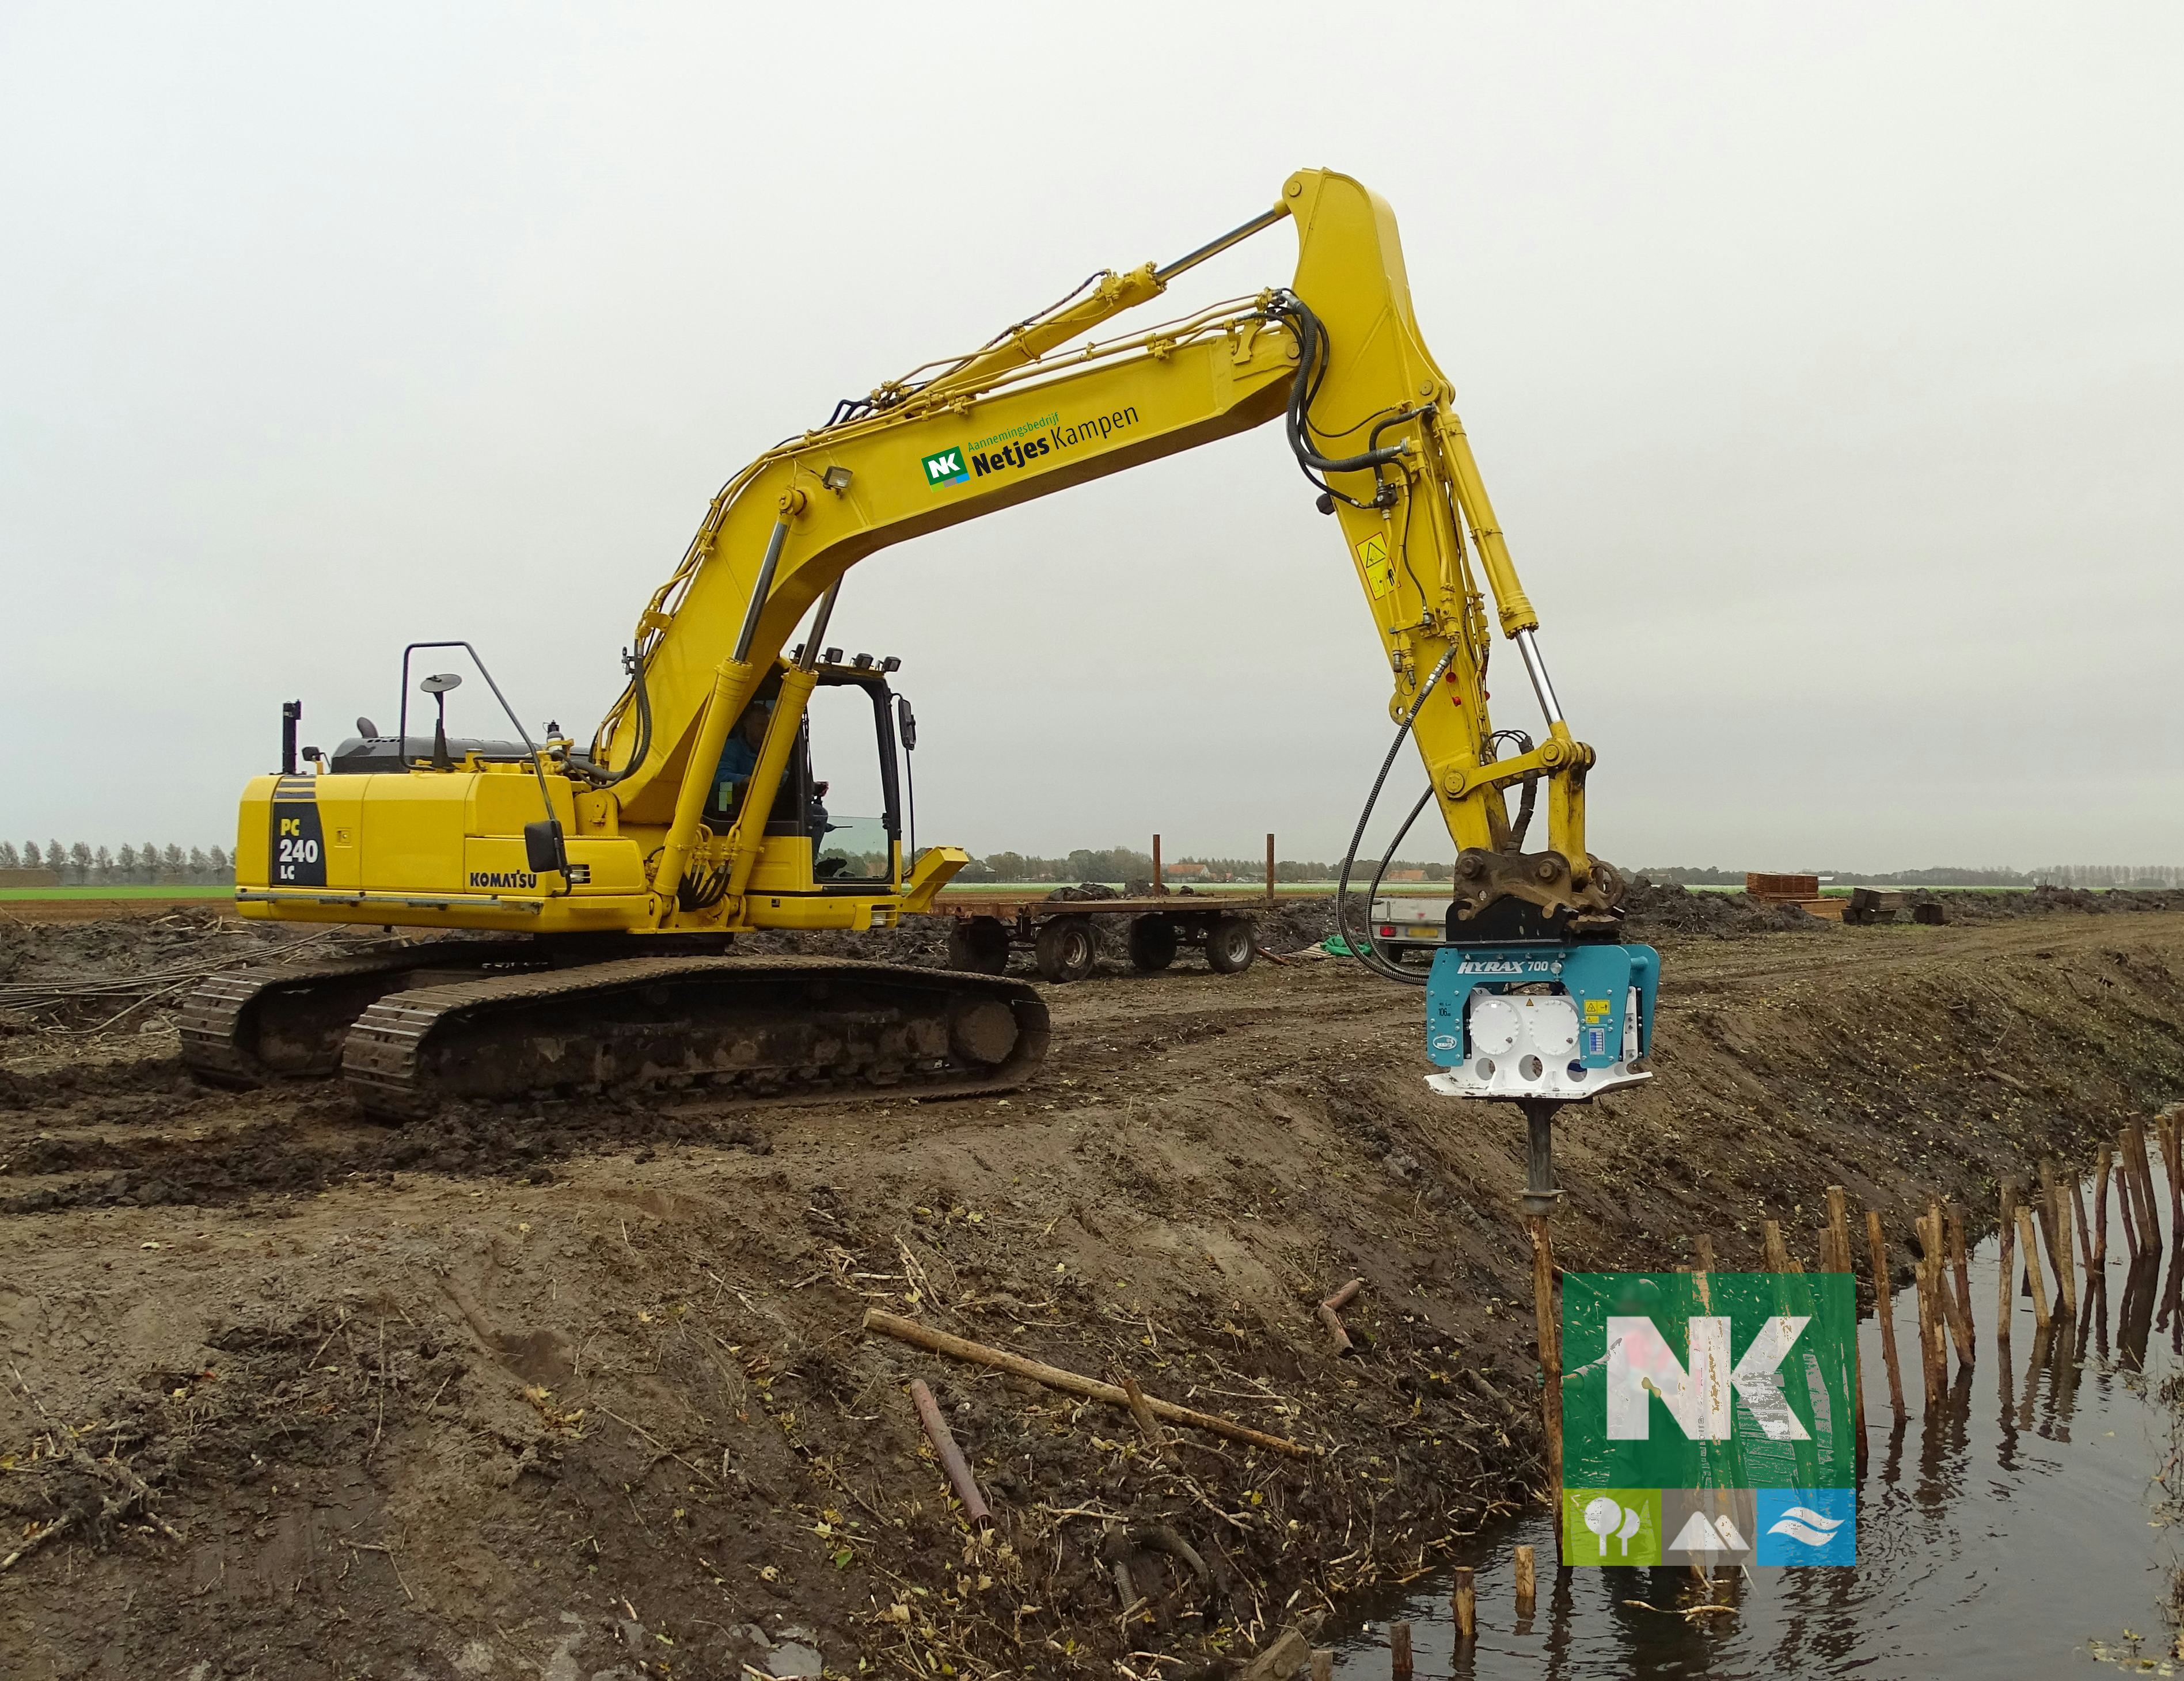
[1767,1506,1848,1547]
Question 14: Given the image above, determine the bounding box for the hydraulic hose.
[1487,728,1538,850]
[583,647,654,788]
[1267,291,1414,486]
[1336,644,1460,987]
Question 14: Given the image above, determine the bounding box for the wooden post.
[2128,1124,2162,1248]
[2141,1120,2166,1246]
[1514,1544,1537,1616]
[1867,1209,1906,1416]
[1695,1234,1717,1273]
[1266,833,1277,900]
[1311,1655,1333,1681]
[2164,1115,2184,1242]
[1390,1619,1414,1680]
[1452,1567,1477,1641]
[1152,833,1163,895]
[1763,1220,1792,1275]
[2037,1161,2065,1291]
[1944,1203,1976,1356]
[2071,1174,2096,1279]
[1910,1229,1944,1405]
[2017,1205,2052,1328]
[1529,1215,1562,1541]
[2054,1193,2080,1320]
[1825,1188,1867,1452]
[1927,1201,1975,1364]
[2093,1150,2113,1267]
[1996,1182,2018,1342]
[2114,1133,2144,1259]
[2116,1128,2144,1251]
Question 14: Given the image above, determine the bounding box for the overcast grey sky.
[3,3,2179,872]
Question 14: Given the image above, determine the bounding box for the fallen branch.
[1621,1598,1738,1621]
[1318,1277,1365,1357]
[861,1310,1316,1458]
[1114,1370,1168,1454]
[69,1447,183,1543]
[0,1513,73,1574]
[908,1379,990,1526]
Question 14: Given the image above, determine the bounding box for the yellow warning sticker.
[1585,998,1612,1021]
[1356,533,1393,599]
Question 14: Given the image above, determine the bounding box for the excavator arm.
[594,169,1615,946]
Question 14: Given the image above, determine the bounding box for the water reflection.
[1330,1145,2184,1678]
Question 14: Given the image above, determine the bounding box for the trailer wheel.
[1127,915,1179,972]
[1206,915,1256,974]
[947,916,1011,975]
[1034,916,1096,983]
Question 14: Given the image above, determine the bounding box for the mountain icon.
[1667,1510,1752,1553]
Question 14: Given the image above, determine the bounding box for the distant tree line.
[2028,864,2183,889]
[1643,863,2183,889]
[1,840,233,884]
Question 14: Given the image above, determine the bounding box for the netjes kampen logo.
[921,406,1141,489]
[1560,1272,1858,1565]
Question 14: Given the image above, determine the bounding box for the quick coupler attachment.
[1422,941,1659,1102]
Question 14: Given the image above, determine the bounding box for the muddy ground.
[2,900,2182,1679]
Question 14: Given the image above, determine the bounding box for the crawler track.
[340,956,1050,1119]
[176,943,545,1087]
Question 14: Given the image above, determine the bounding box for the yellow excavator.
[180,168,1656,1120]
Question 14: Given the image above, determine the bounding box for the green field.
[0,884,232,902]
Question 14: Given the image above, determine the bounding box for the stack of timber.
[1744,871,1845,922]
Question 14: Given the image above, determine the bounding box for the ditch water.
[1330,1154,2184,1678]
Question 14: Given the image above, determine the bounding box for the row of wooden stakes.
[1309,1550,1525,1676]
[1869,1114,2180,1412]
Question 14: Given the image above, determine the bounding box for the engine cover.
[1420,940,1659,1102]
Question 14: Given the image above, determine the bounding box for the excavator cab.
[707,661,907,892]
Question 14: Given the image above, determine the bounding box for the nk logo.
[921,446,967,488]
[1559,1272,1858,1565]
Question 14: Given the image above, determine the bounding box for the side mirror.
[523,819,567,876]
[896,696,917,751]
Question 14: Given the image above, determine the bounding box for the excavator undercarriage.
[180,944,1047,1119]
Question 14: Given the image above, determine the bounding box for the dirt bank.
[3,912,2182,1679]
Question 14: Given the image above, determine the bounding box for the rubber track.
[340,954,1050,1119]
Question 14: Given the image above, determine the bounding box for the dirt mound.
[1931,884,2184,920]
[1620,877,1835,940]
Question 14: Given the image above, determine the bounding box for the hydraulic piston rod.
[1513,627,1564,728]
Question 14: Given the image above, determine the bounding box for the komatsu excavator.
[179,168,1658,1121]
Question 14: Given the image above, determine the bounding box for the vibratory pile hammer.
[182,168,1657,1133]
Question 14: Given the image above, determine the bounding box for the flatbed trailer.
[930,834,1279,983]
